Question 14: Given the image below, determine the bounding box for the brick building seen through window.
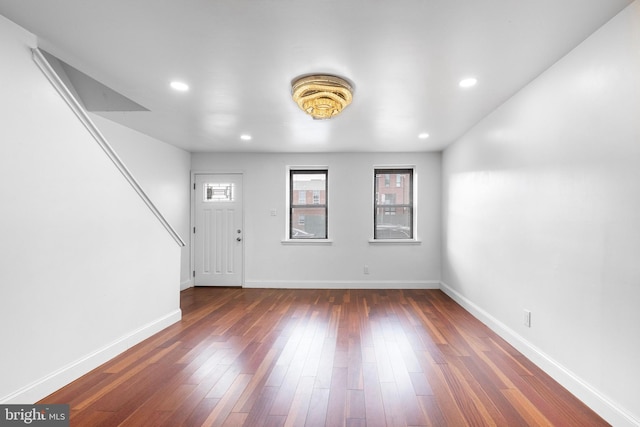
[374,169,413,239]
[290,170,327,239]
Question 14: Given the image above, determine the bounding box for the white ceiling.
[0,0,632,153]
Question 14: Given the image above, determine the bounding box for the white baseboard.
[243,280,440,289]
[1,309,182,404]
[439,281,638,427]
[180,278,194,291]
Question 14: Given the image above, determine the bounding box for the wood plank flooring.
[39,288,609,426]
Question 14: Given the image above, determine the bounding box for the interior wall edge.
[181,279,195,291]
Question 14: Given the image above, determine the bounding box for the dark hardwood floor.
[40,287,609,426]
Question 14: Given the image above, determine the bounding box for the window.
[298,190,306,204]
[374,168,413,239]
[290,169,328,239]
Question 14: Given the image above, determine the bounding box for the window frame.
[288,168,329,240]
[373,167,415,241]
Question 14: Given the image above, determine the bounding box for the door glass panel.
[203,183,234,202]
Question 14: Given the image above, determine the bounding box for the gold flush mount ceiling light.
[291,74,353,120]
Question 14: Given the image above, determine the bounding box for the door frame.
[190,171,245,287]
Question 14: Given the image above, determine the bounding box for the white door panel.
[194,174,243,286]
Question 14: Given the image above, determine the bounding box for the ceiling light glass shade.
[291,75,353,120]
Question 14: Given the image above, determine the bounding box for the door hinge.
[193,183,196,190]
[193,227,196,234]
[193,270,195,277]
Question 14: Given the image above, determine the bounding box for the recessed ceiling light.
[240,134,252,141]
[170,81,189,91]
[418,133,430,139]
[459,77,477,88]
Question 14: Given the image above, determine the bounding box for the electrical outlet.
[364,265,370,275]
[523,309,532,327]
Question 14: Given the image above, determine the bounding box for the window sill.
[281,239,333,245]
[368,238,422,245]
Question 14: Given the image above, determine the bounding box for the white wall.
[192,152,441,288]
[442,3,640,426]
[90,114,192,289]
[0,16,181,403]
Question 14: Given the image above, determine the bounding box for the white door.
[194,174,243,286]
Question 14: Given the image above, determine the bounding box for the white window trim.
[370,164,421,244]
[283,165,333,244]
